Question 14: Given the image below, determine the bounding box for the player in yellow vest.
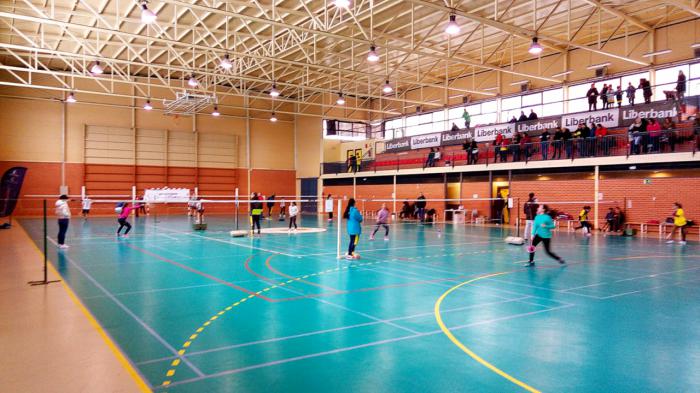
[666,202,688,245]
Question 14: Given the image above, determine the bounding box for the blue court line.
[153,303,573,390]
[46,236,206,378]
[136,295,535,366]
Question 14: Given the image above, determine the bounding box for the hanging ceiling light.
[382,81,393,94]
[270,112,278,122]
[66,92,76,103]
[445,14,460,36]
[140,1,157,24]
[269,83,280,97]
[187,74,198,87]
[528,37,543,55]
[367,45,379,63]
[382,80,393,94]
[336,93,345,105]
[220,54,233,70]
[144,99,153,111]
[334,0,350,8]
[212,106,220,117]
[90,61,104,75]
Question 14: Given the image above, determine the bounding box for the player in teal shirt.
[528,205,566,266]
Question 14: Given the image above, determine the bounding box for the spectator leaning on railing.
[540,128,551,160]
[677,70,686,99]
[586,83,599,111]
[626,82,636,106]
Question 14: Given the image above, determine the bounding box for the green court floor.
[19,214,700,392]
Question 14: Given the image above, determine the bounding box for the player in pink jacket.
[370,203,390,241]
[117,203,140,237]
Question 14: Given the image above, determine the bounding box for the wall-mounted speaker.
[595,67,608,78]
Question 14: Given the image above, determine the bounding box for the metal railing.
[321,128,698,175]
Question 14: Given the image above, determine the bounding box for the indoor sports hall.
[1,1,700,392]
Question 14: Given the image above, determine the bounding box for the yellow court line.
[434,271,542,393]
[16,222,153,393]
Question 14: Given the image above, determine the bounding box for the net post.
[336,199,342,260]
[29,199,60,286]
[516,197,520,237]
[131,185,136,205]
[43,199,47,282]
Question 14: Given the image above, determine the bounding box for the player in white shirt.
[288,202,299,232]
[81,197,92,219]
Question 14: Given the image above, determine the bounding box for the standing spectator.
[586,123,596,156]
[508,116,517,123]
[600,84,609,109]
[468,140,479,165]
[552,127,564,159]
[512,132,522,161]
[521,132,531,161]
[433,147,441,165]
[266,194,276,218]
[626,82,636,106]
[250,192,263,235]
[528,109,538,120]
[326,194,334,221]
[676,70,687,99]
[694,117,700,148]
[540,128,551,160]
[424,148,436,168]
[415,192,427,222]
[462,109,471,128]
[399,201,411,220]
[615,85,623,107]
[55,195,71,249]
[563,127,573,158]
[661,117,677,152]
[518,111,528,122]
[494,133,504,161]
[595,123,609,156]
[587,83,599,111]
[647,118,662,152]
[572,124,583,157]
[640,78,652,104]
[499,137,510,162]
[523,193,538,240]
[451,122,460,131]
[348,154,358,173]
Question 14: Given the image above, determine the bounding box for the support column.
[594,165,600,229]
[245,94,251,195]
[392,174,397,215]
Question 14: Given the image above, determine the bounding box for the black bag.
[686,220,695,227]
[665,217,674,224]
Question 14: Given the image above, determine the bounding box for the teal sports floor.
[19,214,700,392]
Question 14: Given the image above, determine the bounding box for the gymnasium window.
[654,65,688,101]
[323,120,367,141]
[690,63,700,96]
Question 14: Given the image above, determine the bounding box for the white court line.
[152,226,300,257]
[46,237,205,378]
[297,239,501,257]
[137,295,534,366]
[154,304,573,389]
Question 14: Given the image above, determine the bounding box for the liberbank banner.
[410,133,442,149]
[474,123,515,142]
[620,102,677,126]
[561,108,619,129]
